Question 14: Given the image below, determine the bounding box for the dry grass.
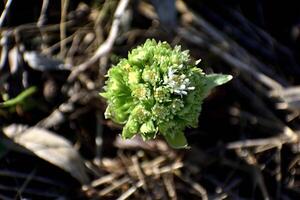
[1,0,300,199]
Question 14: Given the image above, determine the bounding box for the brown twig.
[60,0,69,57]
[0,0,14,27]
[91,173,119,188]
[37,0,50,27]
[68,0,130,82]
[116,180,143,200]
[131,155,148,191]
[162,173,177,200]
[226,127,297,150]
[15,169,36,199]
[94,111,103,165]
[98,176,130,196]
[176,174,208,200]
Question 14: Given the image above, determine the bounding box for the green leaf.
[122,117,140,139]
[205,74,232,90]
[140,120,157,140]
[0,86,37,108]
[163,131,189,149]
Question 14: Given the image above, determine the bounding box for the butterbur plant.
[100,39,232,148]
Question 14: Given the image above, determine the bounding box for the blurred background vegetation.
[1,0,300,199]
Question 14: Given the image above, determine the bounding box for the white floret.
[164,67,195,97]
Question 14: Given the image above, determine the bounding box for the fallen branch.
[226,127,298,150]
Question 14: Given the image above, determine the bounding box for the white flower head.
[164,67,195,97]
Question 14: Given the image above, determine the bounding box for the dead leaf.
[8,46,23,74]
[3,124,89,184]
[23,51,71,71]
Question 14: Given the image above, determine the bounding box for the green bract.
[100,39,232,148]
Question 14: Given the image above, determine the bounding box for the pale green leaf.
[163,131,188,149]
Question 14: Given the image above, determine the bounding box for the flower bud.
[100,39,232,148]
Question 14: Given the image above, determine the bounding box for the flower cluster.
[100,39,232,148]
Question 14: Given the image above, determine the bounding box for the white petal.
[195,59,202,65]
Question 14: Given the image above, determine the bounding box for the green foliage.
[100,39,232,148]
[0,86,37,108]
